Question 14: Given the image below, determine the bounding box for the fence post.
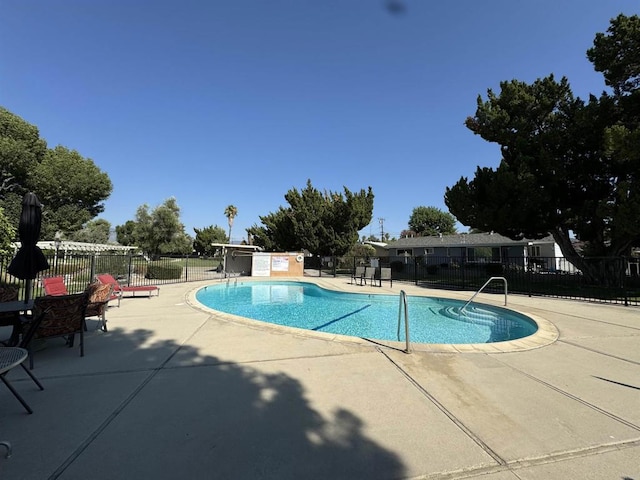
[461,258,466,290]
[184,254,189,282]
[54,246,59,276]
[90,253,97,282]
[127,252,133,287]
[622,257,628,307]
[414,256,418,285]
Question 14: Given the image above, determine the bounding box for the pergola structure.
[13,241,137,254]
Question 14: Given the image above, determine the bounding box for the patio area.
[1,277,638,479]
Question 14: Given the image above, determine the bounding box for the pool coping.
[186,277,559,354]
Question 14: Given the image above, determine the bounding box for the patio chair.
[0,285,21,346]
[351,266,366,285]
[42,276,69,296]
[0,308,47,413]
[27,293,89,369]
[84,282,114,332]
[96,273,159,301]
[377,267,393,287]
[364,266,376,285]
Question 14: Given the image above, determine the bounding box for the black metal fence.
[2,251,638,306]
[305,255,640,306]
[0,252,225,298]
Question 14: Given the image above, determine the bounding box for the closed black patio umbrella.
[8,192,50,303]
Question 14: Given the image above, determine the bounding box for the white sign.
[271,256,290,272]
[252,253,271,277]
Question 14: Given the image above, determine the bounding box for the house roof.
[364,241,388,248]
[386,232,555,249]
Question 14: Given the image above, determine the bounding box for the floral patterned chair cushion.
[33,293,88,342]
[84,282,113,331]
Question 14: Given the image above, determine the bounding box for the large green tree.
[193,225,228,256]
[248,180,374,256]
[0,108,48,236]
[71,218,111,244]
[408,206,457,236]
[0,107,47,198]
[34,146,113,238]
[0,207,15,257]
[120,197,192,257]
[444,14,640,283]
[248,207,296,252]
[115,220,138,246]
[0,108,113,239]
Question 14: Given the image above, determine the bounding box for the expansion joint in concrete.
[375,347,507,467]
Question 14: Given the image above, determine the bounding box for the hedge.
[145,264,183,280]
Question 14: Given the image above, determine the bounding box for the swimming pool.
[195,281,538,345]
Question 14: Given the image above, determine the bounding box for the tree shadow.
[1,322,406,479]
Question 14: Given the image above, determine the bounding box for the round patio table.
[0,347,28,375]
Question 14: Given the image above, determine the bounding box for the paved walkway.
[1,277,638,479]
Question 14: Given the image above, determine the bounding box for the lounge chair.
[96,274,159,300]
[42,276,69,296]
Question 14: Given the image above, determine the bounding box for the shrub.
[95,256,131,277]
[485,263,504,276]
[133,263,148,277]
[505,263,523,273]
[390,261,404,273]
[53,262,83,277]
[426,265,439,275]
[146,264,182,280]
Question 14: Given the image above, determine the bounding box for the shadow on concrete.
[1,323,405,479]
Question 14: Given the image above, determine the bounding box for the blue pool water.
[195,281,537,344]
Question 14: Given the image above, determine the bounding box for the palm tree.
[224,205,238,244]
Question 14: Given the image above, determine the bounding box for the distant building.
[363,241,388,257]
[385,232,573,272]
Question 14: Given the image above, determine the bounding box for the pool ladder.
[397,290,411,354]
[460,276,508,316]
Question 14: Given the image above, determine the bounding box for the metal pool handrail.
[397,290,411,354]
[460,276,508,315]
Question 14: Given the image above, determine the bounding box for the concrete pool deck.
[0,277,638,479]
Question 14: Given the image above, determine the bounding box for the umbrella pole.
[24,279,32,304]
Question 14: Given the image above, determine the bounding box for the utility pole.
[378,217,385,241]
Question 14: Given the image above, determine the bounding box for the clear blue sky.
[2,1,638,242]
